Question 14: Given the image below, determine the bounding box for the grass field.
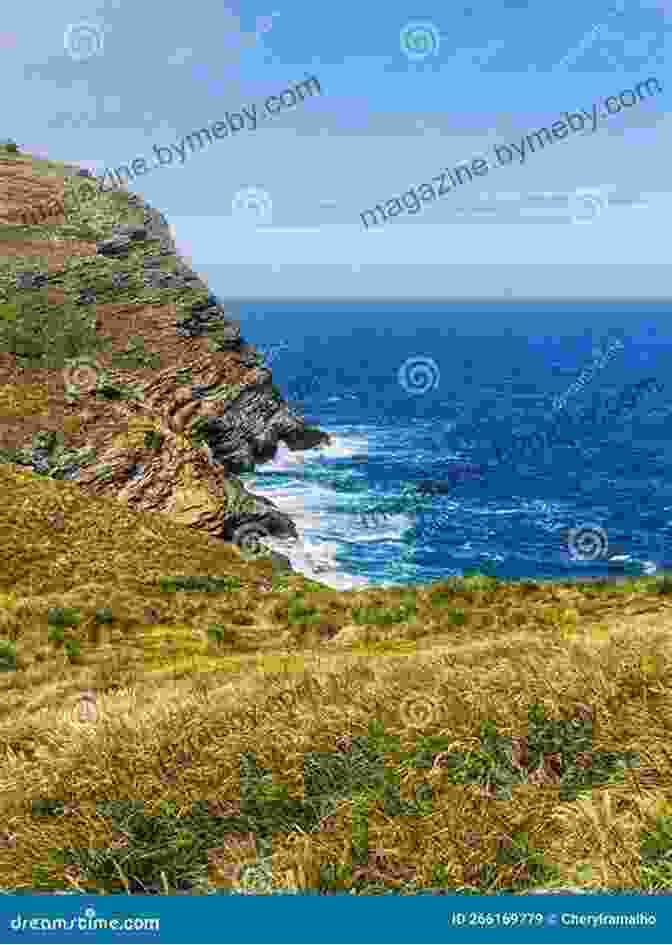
[1,462,672,896]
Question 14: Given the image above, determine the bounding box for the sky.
[2,0,670,298]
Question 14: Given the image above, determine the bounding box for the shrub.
[63,639,82,663]
[143,430,164,450]
[94,607,115,624]
[47,626,66,647]
[158,575,242,593]
[446,608,466,625]
[1,140,18,154]
[640,813,672,889]
[0,639,17,672]
[206,624,238,647]
[657,575,672,595]
[0,302,19,322]
[47,607,81,628]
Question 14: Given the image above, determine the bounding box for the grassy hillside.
[2,464,672,894]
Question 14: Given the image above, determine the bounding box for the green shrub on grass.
[446,608,466,625]
[47,607,81,628]
[206,624,238,647]
[0,302,19,322]
[94,607,115,624]
[47,626,66,647]
[656,575,672,595]
[158,575,242,594]
[63,639,81,663]
[0,639,17,672]
[640,813,672,889]
[351,600,417,626]
[143,430,164,450]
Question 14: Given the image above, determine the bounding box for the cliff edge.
[0,141,330,559]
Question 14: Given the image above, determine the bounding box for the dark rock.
[77,287,97,305]
[175,300,241,345]
[111,223,148,241]
[142,269,180,289]
[172,262,200,281]
[415,479,453,495]
[282,425,331,452]
[97,235,132,257]
[222,509,298,545]
[15,270,49,290]
[202,383,330,474]
[239,344,260,368]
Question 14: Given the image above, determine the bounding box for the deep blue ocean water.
[232,300,672,590]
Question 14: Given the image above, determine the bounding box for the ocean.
[230,299,672,591]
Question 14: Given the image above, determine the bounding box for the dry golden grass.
[2,464,672,895]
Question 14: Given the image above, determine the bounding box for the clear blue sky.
[3,0,670,297]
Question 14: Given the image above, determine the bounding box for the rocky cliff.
[0,142,330,561]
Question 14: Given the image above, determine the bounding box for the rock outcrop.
[0,146,330,560]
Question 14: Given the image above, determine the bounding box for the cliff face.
[0,144,330,556]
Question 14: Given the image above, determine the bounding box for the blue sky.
[2,0,670,298]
